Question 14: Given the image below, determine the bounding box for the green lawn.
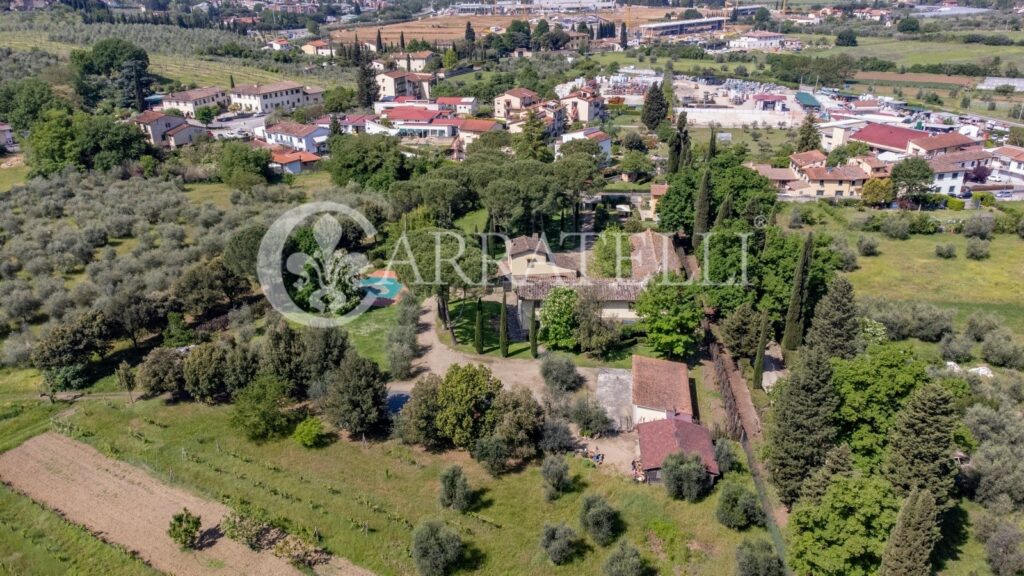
[0,484,161,576]
[799,34,1024,70]
[61,399,763,576]
[346,303,399,370]
[455,208,488,235]
[0,165,29,193]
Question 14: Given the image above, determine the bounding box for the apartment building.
[230,81,325,113]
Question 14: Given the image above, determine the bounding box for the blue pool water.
[359,277,403,302]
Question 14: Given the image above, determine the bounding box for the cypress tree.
[667,130,682,174]
[799,444,853,505]
[529,304,538,358]
[781,233,813,351]
[713,193,733,228]
[619,22,627,49]
[229,74,235,88]
[499,291,509,358]
[641,82,668,131]
[767,346,838,507]
[400,31,406,50]
[465,22,475,43]
[706,126,717,161]
[796,113,821,152]
[680,125,692,168]
[692,166,712,242]
[879,490,939,576]
[375,28,384,53]
[356,53,378,108]
[884,383,957,510]
[474,298,484,354]
[804,276,861,359]
[751,311,769,390]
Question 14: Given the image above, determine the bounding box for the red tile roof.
[637,418,719,475]
[585,130,611,142]
[304,40,329,47]
[266,121,321,138]
[650,183,669,198]
[803,165,869,181]
[503,87,539,100]
[164,87,224,103]
[753,94,786,102]
[630,230,681,280]
[436,96,475,105]
[383,107,443,122]
[789,149,826,168]
[457,118,500,133]
[272,150,320,164]
[632,355,692,416]
[993,145,1024,162]
[850,123,928,151]
[908,132,976,152]
[130,110,172,125]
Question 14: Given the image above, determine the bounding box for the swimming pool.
[359,276,404,303]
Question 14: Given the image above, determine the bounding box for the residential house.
[436,96,479,116]
[929,158,966,196]
[750,164,802,193]
[515,279,645,327]
[631,355,693,426]
[301,40,337,57]
[261,121,330,153]
[230,81,324,113]
[268,38,292,51]
[788,149,827,173]
[315,113,378,134]
[0,123,13,148]
[450,118,502,148]
[560,84,605,124]
[556,127,612,159]
[498,235,579,283]
[817,118,866,151]
[130,111,205,148]
[392,50,435,72]
[935,148,993,172]
[849,123,929,154]
[271,150,320,174]
[636,418,719,483]
[728,30,785,50]
[162,87,228,118]
[507,100,567,137]
[375,71,434,99]
[629,229,681,281]
[849,155,892,179]
[907,132,978,157]
[494,87,540,120]
[992,145,1024,183]
[649,183,669,216]
[798,164,869,198]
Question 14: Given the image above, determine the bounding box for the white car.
[989,175,1004,183]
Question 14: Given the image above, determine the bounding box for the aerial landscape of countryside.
[1,0,1024,574]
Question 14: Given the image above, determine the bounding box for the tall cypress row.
[692,166,712,242]
[499,291,509,358]
[879,490,939,576]
[751,311,769,390]
[474,298,484,354]
[713,193,733,229]
[782,232,813,351]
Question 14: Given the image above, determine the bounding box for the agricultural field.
[0,163,29,194]
[48,398,765,576]
[800,34,1024,70]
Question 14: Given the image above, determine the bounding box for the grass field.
[63,399,764,576]
[0,164,29,193]
[800,34,1024,70]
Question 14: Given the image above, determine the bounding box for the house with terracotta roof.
[375,71,435,99]
[392,51,435,72]
[557,127,612,159]
[301,39,337,57]
[750,164,802,193]
[797,164,869,198]
[907,132,978,157]
[631,355,692,425]
[494,87,540,119]
[436,96,478,115]
[649,183,669,216]
[850,123,929,154]
[260,121,330,153]
[637,418,719,483]
[848,155,892,179]
[498,235,579,283]
[314,113,378,135]
[268,38,292,51]
[929,158,967,196]
[130,111,205,148]
[270,150,321,174]
[229,81,324,113]
[162,87,228,118]
[788,149,826,172]
[560,84,605,123]
[992,145,1024,183]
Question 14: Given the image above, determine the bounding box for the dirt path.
[391,297,598,399]
[0,433,374,576]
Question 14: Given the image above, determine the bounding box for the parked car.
[988,174,1004,183]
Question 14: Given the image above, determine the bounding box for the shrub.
[939,333,974,363]
[861,299,953,342]
[292,417,327,448]
[966,237,990,260]
[857,235,879,256]
[831,238,859,272]
[946,197,965,211]
[975,191,995,207]
[881,217,910,240]
[604,541,647,576]
[539,418,576,454]
[541,454,571,500]
[541,354,582,394]
[579,495,620,546]
[966,312,1002,342]
[411,520,462,576]
[569,394,612,437]
[221,505,271,550]
[736,539,785,576]
[438,466,471,512]
[716,482,765,530]
[982,329,1024,369]
[1017,218,1024,239]
[935,243,956,259]
[168,508,202,550]
[472,435,510,476]
[907,213,939,235]
[662,453,711,502]
[715,441,737,475]
[540,523,580,565]
[963,216,996,239]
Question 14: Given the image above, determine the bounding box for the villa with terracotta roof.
[435,96,478,115]
[849,123,929,154]
[494,87,540,119]
[560,84,605,123]
[229,81,324,113]
[130,111,205,148]
[375,71,435,99]
[907,132,978,157]
[162,87,228,118]
[992,145,1024,183]
[789,149,827,171]
[637,418,719,483]
[557,127,612,159]
[798,164,869,198]
[301,39,336,57]
[261,121,330,153]
[631,355,692,425]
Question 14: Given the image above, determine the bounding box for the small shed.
[636,418,719,482]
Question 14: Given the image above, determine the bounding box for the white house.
[375,71,434,99]
[162,87,228,118]
[929,158,967,196]
[728,30,784,50]
[301,40,337,57]
[992,145,1024,183]
[392,50,435,72]
[129,111,206,148]
[557,127,612,159]
[230,81,324,113]
[436,96,478,116]
[260,121,330,153]
[268,38,292,51]
[494,87,539,120]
